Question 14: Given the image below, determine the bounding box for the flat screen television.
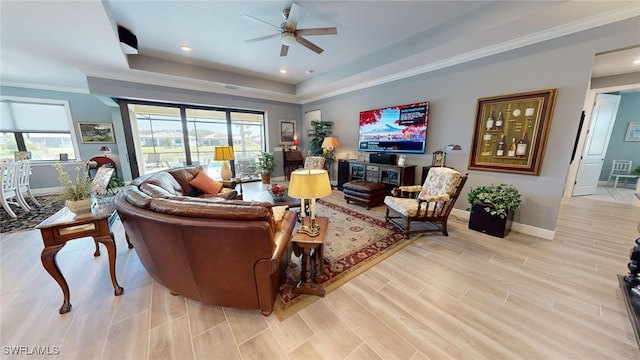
[358,101,429,154]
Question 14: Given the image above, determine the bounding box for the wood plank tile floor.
[1,188,639,359]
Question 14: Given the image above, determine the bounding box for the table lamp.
[214,146,235,181]
[443,144,462,167]
[321,136,340,182]
[99,146,111,157]
[288,168,332,236]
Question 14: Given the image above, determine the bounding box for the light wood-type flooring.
[1,186,640,359]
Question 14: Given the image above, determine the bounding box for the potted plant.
[52,161,94,214]
[255,152,275,184]
[467,183,522,238]
[308,120,334,156]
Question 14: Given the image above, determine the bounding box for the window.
[0,98,78,160]
[120,100,266,180]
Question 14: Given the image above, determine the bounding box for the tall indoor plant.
[467,183,522,237]
[308,120,334,156]
[255,152,275,184]
[53,161,94,213]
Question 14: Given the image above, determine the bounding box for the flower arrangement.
[53,161,93,201]
[267,183,287,200]
[467,183,521,219]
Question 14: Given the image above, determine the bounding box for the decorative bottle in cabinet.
[508,138,516,157]
[496,134,505,156]
[516,132,528,157]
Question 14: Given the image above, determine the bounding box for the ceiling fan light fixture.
[281,32,296,47]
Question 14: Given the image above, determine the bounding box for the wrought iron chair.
[384,167,467,238]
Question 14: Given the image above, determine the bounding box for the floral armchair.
[384,167,467,238]
[304,156,326,170]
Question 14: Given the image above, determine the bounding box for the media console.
[345,161,416,192]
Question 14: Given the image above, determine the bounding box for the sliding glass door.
[119,100,265,180]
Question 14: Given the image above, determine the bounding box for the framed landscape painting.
[77,122,115,143]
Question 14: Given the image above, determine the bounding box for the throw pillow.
[189,171,223,194]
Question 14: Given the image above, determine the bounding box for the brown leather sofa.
[114,166,296,315]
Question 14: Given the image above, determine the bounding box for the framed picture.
[14,151,31,160]
[624,121,640,142]
[432,150,444,167]
[469,88,558,175]
[280,120,295,143]
[77,122,115,143]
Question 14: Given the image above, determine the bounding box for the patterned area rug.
[0,196,65,234]
[273,199,414,320]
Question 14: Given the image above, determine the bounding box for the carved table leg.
[95,233,124,296]
[93,239,100,257]
[41,245,72,314]
[125,233,133,249]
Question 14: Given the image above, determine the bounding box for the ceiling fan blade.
[280,44,289,57]
[296,27,337,36]
[245,33,281,43]
[286,2,303,29]
[296,36,323,54]
[241,14,281,31]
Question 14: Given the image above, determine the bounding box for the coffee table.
[36,201,131,314]
[246,189,301,208]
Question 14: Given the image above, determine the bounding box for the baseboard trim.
[451,208,555,240]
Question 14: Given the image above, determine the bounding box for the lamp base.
[220,162,232,181]
[297,216,320,237]
[297,223,320,237]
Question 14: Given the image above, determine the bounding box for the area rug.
[273,199,413,320]
[0,196,64,234]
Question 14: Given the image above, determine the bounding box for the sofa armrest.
[270,210,296,272]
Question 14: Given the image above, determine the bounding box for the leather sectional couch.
[114,166,296,315]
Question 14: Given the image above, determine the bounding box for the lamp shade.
[99,146,111,153]
[288,169,332,199]
[321,137,340,149]
[445,144,462,151]
[214,146,235,161]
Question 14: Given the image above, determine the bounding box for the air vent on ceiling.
[118,25,138,55]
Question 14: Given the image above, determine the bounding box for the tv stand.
[346,161,415,192]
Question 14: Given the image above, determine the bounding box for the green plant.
[255,152,275,176]
[52,161,93,201]
[109,176,126,188]
[633,166,640,176]
[308,120,334,156]
[467,183,522,219]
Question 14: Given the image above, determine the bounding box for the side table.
[292,216,328,297]
[36,202,130,314]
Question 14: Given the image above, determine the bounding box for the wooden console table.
[292,216,328,297]
[36,202,130,314]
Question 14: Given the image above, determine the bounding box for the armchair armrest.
[392,185,423,198]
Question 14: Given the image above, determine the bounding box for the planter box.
[468,203,514,238]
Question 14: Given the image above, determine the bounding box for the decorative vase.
[65,198,93,214]
[261,175,271,184]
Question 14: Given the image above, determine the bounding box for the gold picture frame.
[468,88,557,175]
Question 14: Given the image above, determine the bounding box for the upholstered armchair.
[304,156,326,170]
[384,167,467,238]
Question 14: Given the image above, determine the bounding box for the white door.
[572,93,621,196]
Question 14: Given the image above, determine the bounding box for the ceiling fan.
[242,2,337,57]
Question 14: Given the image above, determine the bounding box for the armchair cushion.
[189,171,224,194]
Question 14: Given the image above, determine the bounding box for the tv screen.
[358,102,429,154]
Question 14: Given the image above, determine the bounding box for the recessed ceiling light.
[181,46,192,52]
[280,69,287,74]
[634,59,640,65]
